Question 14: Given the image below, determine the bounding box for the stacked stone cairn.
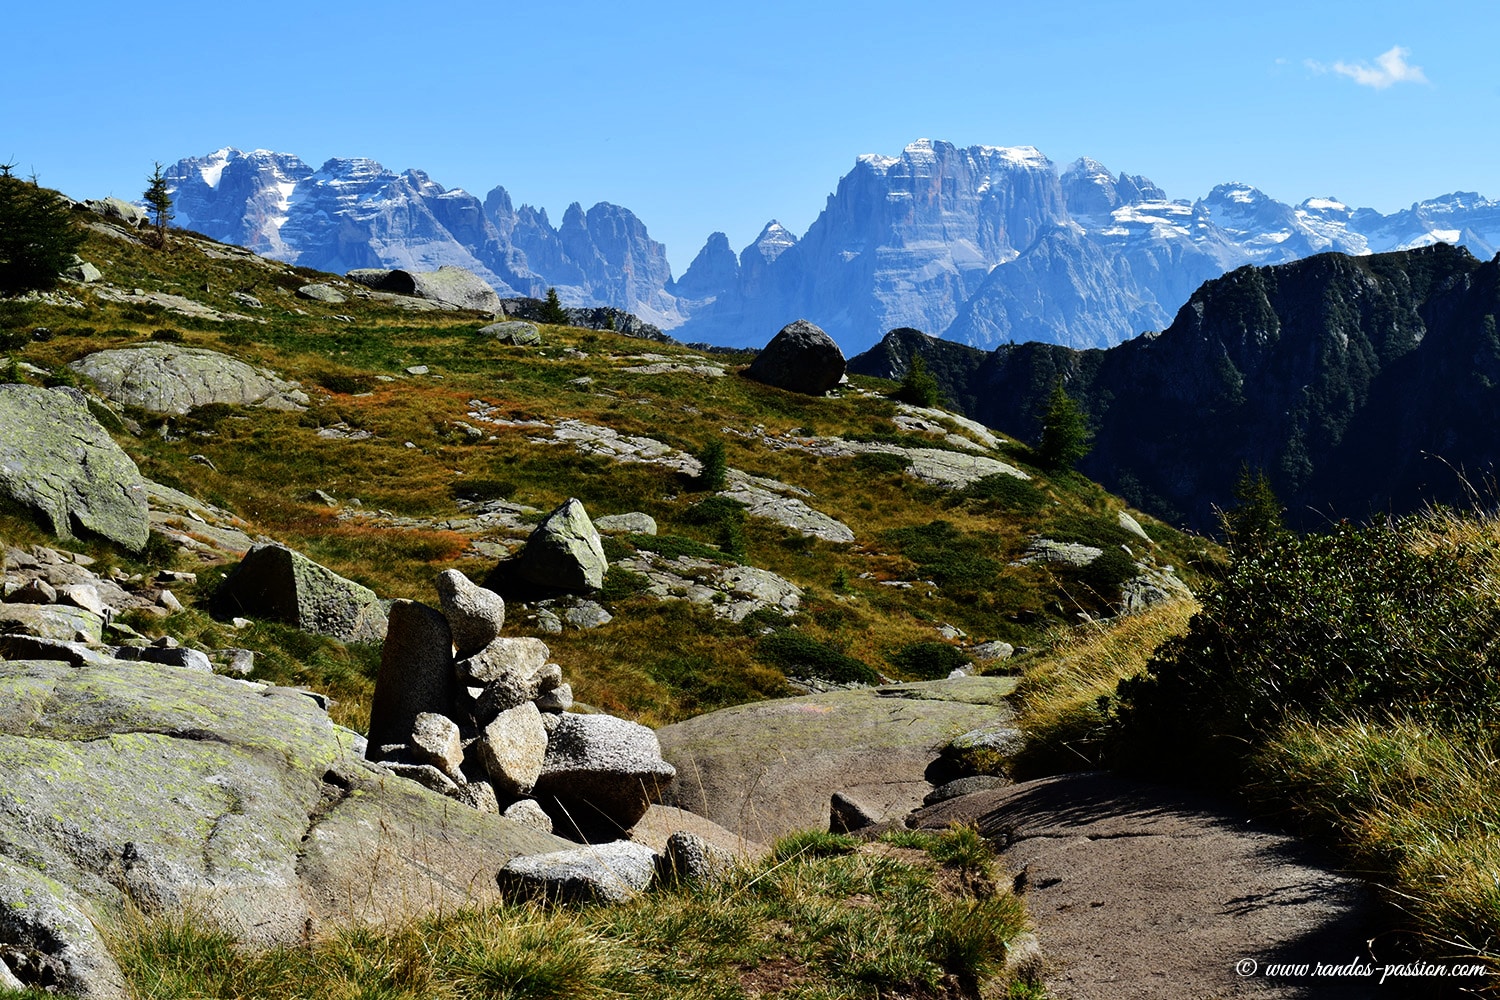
[366,569,676,843]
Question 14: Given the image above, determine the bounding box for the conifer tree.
[893,352,942,407]
[1221,465,1286,555]
[0,165,85,293]
[539,287,569,326]
[1037,378,1092,470]
[143,162,173,248]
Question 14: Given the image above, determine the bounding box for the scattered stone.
[1118,510,1152,542]
[409,712,464,779]
[84,196,148,229]
[502,798,554,833]
[230,291,263,309]
[534,682,573,714]
[1021,538,1104,568]
[535,608,563,634]
[0,604,103,644]
[435,569,505,657]
[660,831,735,884]
[366,600,456,754]
[968,641,1015,662]
[534,713,676,841]
[0,636,118,667]
[594,512,657,535]
[512,498,608,592]
[64,259,103,283]
[455,637,553,717]
[455,779,499,814]
[478,320,542,345]
[743,320,846,396]
[562,600,612,630]
[829,791,879,833]
[379,761,460,797]
[497,841,659,904]
[296,283,347,304]
[157,589,183,613]
[477,702,548,796]
[69,345,309,415]
[111,645,213,673]
[922,775,1011,806]
[404,365,429,376]
[0,385,151,551]
[214,543,388,644]
[220,648,255,676]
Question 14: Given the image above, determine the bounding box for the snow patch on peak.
[857,152,900,171]
[1302,197,1349,213]
[977,145,1050,169]
[197,148,235,189]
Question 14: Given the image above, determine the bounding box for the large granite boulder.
[83,197,147,229]
[0,385,150,551]
[512,498,608,592]
[213,543,388,643]
[365,600,456,754]
[497,840,659,904]
[0,656,568,996]
[68,345,309,415]
[743,320,846,396]
[347,266,502,313]
[656,676,1018,843]
[435,568,504,657]
[533,713,676,841]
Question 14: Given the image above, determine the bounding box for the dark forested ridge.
[851,244,1500,530]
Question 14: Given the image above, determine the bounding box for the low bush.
[756,630,879,685]
[888,640,969,679]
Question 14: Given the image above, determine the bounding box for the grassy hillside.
[0,215,1213,735]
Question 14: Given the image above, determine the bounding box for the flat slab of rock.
[0,385,150,551]
[657,676,1018,843]
[912,773,1380,1000]
[69,345,309,415]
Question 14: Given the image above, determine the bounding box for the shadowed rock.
[534,714,676,842]
[498,841,659,904]
[743,320,845,396]
[366,600,455,754]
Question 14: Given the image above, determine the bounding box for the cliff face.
[853,245,1500,531]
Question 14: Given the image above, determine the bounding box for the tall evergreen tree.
[1037,378,1092,470]
[539,287,569,326]
[1220,465,1286,555]
[143,162,173,248]
[0,165,86,293]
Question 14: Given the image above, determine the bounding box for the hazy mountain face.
[165,145,1499,353]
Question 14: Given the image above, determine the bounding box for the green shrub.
[1076,547,1138,595]
[892,353,943,407]
[888,641,969,679]
[693,439,728,491]
[852,451,912,475]
[1115,517,1500,777]
[598,566,651,603]
[882,521,1002,599]
[756,631,878,685]
[628,533,726,563]
[960,473,1044,513]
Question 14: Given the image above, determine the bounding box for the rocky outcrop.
[743,320,846,396]
[213,543,388,643]
[657,676,1017,843]
[69,345,309,415]
[0,655,568,996]
[0,385,150,551]
[348,266,502,312]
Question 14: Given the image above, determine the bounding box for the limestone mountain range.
[165,142,1500,354]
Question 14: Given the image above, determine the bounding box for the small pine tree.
[0,165,86,293]
[694,439,728,491]
[143,162,173,248]
[1220,465,1286,555]
[1037,378,1092,470]
[539,287,569,326]
[893,352,942,407]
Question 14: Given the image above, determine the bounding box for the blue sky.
[4,0,1494,273]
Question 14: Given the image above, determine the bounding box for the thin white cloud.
[1306,46,1429,89]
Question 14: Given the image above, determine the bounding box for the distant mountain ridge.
[164,143,1500,353]
[851,243,1500,531]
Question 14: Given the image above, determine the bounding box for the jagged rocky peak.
[742,221,797,267]
[674,233,739,300]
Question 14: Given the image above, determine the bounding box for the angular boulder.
[476,702,549,795]
[743,319,845,396]
[213,543,388,643]
[69,345,309,415]
[512,498,608,592]
[454,636,556,720]
[0,385,150,551]
[533,713,676,842]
